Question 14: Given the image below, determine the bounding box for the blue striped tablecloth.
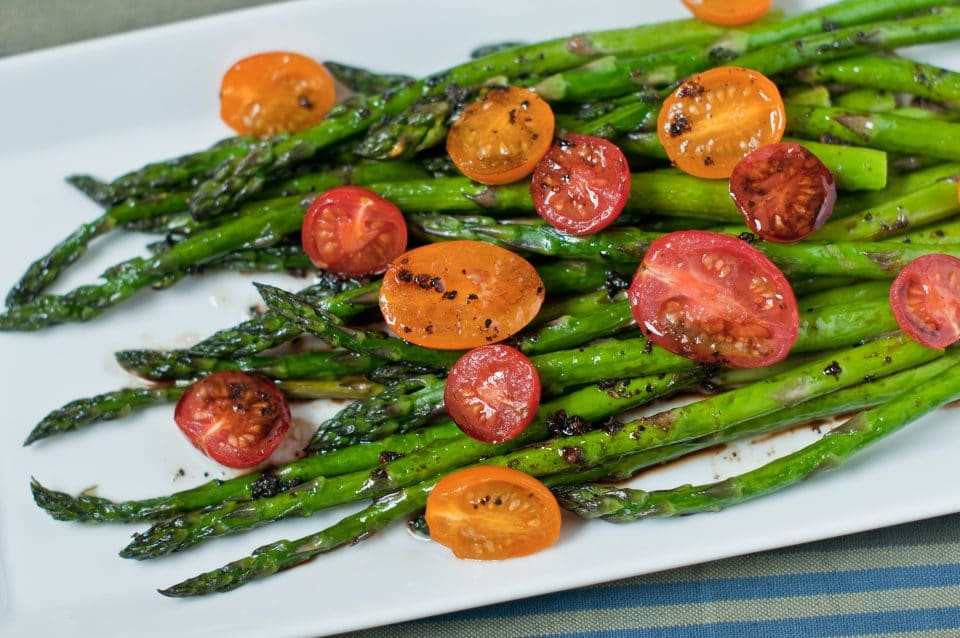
[4,2,958,636]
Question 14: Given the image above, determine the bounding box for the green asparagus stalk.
[796,280,891,310]
[24,378,383,446]
[536,0,949,101]
[546,349,960,489]
[555,357,960,521]
[307,374,446,452]
[323,61,414,94]
[8,161,427,307]
[24,387,186,446]
[797,54,960,105]
[159,482,431,596]
[786,104,960,162]
[810,178,960,242]
[116,349,386,382]
[833,88,897,112]
[412,213,960,280]
[886,218,960,244]
[834,163,960,218]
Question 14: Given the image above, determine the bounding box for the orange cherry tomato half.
[889,254,960,350]
[682,0,772,26]
[425,466,561,560]
[628,230,799,368]
[531,134,632,235]
[446,86,555,185]
[379,240,545,350]
[301,185,408,276]
[220,51,336,137]
[174,371,291,469]
[444,345,541,444]
[729,142,837,243]
[657,66,785,179]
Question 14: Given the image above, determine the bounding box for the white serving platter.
[0,0,958,636]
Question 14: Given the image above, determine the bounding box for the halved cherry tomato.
[889,254,960,350]
[446,86,555,185]
[730,143,836,243]
[220,51,336,137]
[628,230,798,368]
[379,240,545,349]
[530,134,631,235]
[657,67,785,179]
[682,0,771,26]
[444,345,541,444]
[174,371,291,468]
[425,466,561,560]
[301,185,407,276]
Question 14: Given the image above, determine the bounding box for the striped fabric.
[338,513,960,637]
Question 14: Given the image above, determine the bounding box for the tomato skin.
[444,345,541,444]
[657,67,785,179]
[628,230,798,368]
[447,86,555,185]
[729,143,836,243]
[530,134,631,235]
[301,186,407,276]
[889,254,960,350]
[379,240,545,350]
[220,51,336,137]
[425,466,561,560]
[682,0,771,25]
[174,371,291,469]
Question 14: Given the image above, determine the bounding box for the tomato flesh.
[530,134,631,235]
[220,51,336,137]
[174,371,291,468]
[301,185,407,276]
[444,345,541,444]
[425,466,561,560]
[628,230,798,368]
[447,86,555,185]
[890,254,960,350]
[657,67,785,179]
[683,0,772,25]
[730,142,836,243]
[379,240,545,350]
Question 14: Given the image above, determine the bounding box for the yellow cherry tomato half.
[682,0,772,26]
[378,240,545,350]
[220,51,336,137]
[426,466,562,560]
[657,66,785,179]
[446,86,555,185]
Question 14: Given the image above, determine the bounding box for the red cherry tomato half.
[444,345,541,443]
[729,143,836,243]
[174,371,291,468]
[628,230,799,368]
[301,185,408,276]
[530,134,632,235]
[889,254,960,350]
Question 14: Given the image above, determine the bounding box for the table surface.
[3,1,959,636]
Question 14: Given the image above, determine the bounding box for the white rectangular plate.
[1,1,958,636]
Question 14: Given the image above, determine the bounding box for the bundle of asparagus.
[14,0,960,598]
